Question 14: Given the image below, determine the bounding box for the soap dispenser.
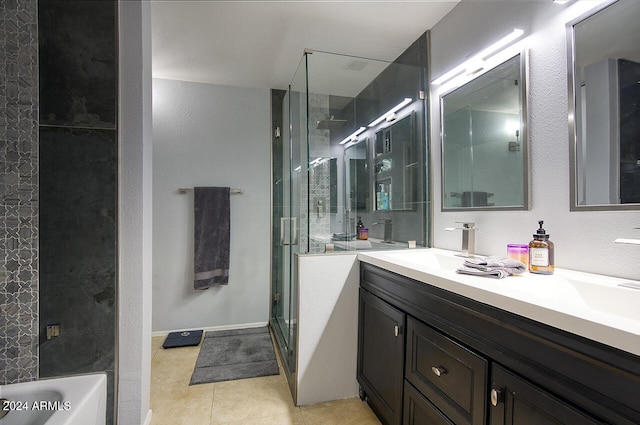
[357,217,368,240]
[529,220,554,275]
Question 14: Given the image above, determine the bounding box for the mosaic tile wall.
[0,0,39,384]
[293,90,309,252]
[307,93,331,253]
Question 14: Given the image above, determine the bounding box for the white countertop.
[358,248,640,356]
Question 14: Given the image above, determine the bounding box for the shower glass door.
[271,53,309,383]
[272,87,292,345]
[271,89,295,374]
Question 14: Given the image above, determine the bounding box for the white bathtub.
[0,373,106,425]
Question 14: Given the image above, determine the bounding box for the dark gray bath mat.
[163,330,203,348]
[190,326,279,385]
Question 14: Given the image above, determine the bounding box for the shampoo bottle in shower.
[381,187,389,210]
[529,220,554,275]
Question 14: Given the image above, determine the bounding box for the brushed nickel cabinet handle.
[431,366,447,377]
[491,388,503,407]
[394,325,399,337]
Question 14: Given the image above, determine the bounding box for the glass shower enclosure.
[270,56,308,384]
[271,44,429,397]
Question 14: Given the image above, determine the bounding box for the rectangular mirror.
[568,0,640,210]
[441,53,529,210]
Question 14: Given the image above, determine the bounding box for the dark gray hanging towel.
[194,187,230,289]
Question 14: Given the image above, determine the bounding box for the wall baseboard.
[143,409,152,425]
[151,321,269,338]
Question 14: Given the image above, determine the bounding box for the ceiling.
[151,0,459,90]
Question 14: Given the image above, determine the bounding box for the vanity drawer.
[403,380,454,425]
[405,316,488,425]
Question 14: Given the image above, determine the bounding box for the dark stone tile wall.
[0,0,117,412]
[38,2,117,424]
[39,127,116,423]
[38,0,116,128]
[0,0,39,385]
[356,34,428,127]
[342,33,430,245]
[271,89,286,315]
[38,127,116,373]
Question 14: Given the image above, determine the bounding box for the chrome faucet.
[446,222,476,257]
[372,219,393,243]
[614,229,640,290]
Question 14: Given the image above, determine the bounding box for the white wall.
[430,1,640,281]
[152,79,271,333]
[118,1,153,424]
[297,253,360,406]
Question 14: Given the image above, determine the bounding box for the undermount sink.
[561,274,640,321]
[377,249,464,270]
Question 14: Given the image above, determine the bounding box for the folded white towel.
[456,265,509,279]
[456,256,526,279]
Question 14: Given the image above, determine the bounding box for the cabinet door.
[489,365,603,425]
[358,288,406,425]
[404,381,455,425]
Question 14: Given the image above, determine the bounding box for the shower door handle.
[280,217,289,246]
[291,217,298,246]
[280,217,285,245]
[280,217,299,246]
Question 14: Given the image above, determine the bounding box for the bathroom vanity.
[357,249,640,425]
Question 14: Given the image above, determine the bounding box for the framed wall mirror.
[567,0,640,210]
[441,53,529,210]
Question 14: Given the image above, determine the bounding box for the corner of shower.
[270,42,431,403]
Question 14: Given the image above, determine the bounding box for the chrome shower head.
[315,116,347,130]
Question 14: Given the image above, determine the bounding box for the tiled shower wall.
[0,0,39,384]
[307,93,331,253]
[0,6,118,425]
[38,1,117,424]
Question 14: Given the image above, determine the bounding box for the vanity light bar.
[367,98,413,128]
[339,126,367,145]
[432,28,524,86]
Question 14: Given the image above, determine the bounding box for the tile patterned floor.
[150,335,381,425]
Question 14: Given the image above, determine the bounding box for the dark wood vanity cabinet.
[358,288,406,425]
[358,263,640,425]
